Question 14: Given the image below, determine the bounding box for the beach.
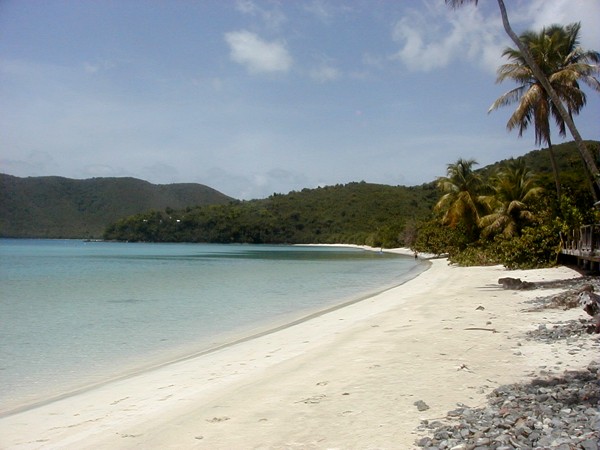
[0,253,597,449]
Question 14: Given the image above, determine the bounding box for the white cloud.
[83,59,115,74]
[304,0,332,23]
[390,2,504,73]
[309,64,340,82]
[224,30,292,74]
[391,0,600,74]
[519,0,600,49]
[234,0,286,30]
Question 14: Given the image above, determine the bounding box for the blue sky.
[1,0,599,200]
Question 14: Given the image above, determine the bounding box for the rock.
[414,400,430,411]
[415,365,599,449]
[498,277,535,290]
[580,439,599,450]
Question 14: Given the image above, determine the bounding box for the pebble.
[416,365,599,449]
[415,276,600,450]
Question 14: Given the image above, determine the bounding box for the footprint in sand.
[206,416,230,423]
[296,394,326,404]
[110,397,130,405]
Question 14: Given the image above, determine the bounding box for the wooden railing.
[561,224,600,264]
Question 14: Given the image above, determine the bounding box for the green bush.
[492,223,562,269]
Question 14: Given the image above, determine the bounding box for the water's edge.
[1,258,430,418]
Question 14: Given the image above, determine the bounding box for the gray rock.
[414,400,430,411]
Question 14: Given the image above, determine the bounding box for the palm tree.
[435,158,485,239]
[446,0,600,200]
[479,159,543,238]
[489,23,600,201]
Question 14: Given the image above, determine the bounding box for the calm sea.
[0,239,422,414]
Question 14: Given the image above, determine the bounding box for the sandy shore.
[0,255,595,449]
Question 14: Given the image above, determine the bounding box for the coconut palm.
[435,158,485,239]
[489,23,600,200]
[479,159,543,238]
[446,0,600,200]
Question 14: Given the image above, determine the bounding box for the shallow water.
[0,239,420,413]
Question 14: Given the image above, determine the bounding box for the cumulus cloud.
[520,0,600,49]
[390,0,599,74]
[224,30,292,74]
[390,2,504,73]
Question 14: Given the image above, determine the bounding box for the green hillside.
[0,175,233,238]
[104,181,438,247]
[103,140,598,247]
[2,140,597,243]
[480,140,599,205]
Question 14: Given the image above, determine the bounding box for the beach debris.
[475,305,485,311]
[579,290,600,333]
[525,278,599,312]
[498,277,535,290]
[464,327,498,333]
[414,400,430,412]
[457,364,473,373]
[526,319,599,341]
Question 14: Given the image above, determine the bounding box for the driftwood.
[498,277,535,290]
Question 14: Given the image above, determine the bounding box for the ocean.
[0,239,422,414]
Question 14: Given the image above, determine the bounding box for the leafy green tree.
[435,158,486,241]
[446,0,600,199]
[489,23,600,200]
[479,159,543,238]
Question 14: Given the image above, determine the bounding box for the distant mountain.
[0,174,234,238]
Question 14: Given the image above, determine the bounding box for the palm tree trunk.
[546,136,562,200]
[496,0,600,201]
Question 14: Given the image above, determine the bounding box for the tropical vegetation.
[414,142,599,269]
[446,0,600,199]
[103,182,438,248]
[489,22,600,200]
[99,140,596,270]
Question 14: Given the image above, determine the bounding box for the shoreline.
[0,257,597,449]
[0,246,426,418]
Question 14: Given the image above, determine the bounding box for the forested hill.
[0,174,233,238]
[3,140,597,242]
[104,182,439,247]
[102,140,598,247]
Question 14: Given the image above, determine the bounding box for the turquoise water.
[0,239,421,414]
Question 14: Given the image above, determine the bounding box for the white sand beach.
[0,254,596,449]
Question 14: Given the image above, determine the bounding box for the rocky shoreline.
[415,276,600,450]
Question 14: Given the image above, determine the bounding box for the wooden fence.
[561,224,600,271]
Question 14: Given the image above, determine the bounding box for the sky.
[1,0,599,200]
